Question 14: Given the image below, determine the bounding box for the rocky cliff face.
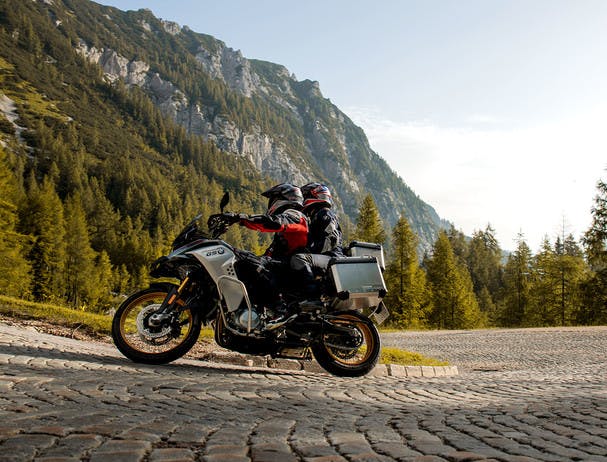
[74,4,448,248]
[77,40,311,187]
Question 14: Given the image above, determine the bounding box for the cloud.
[465,114,502,125]
[346,105,607,250]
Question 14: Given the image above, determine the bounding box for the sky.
[95,0,607,251]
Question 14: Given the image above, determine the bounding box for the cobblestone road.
[1,323,606,462]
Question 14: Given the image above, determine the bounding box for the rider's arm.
[240,212,308,237]
[239,214,285,232]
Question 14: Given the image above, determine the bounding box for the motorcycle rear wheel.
[112,286,201,365]
[311,311,380,377]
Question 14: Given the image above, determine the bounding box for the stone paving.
[1,323,606,462]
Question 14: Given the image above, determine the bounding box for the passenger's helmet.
[301,182,333,209]
[262,183,303,215]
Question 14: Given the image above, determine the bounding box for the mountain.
[0,0,449,251]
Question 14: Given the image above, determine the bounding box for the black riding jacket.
[240,209,309,258]
[305,205,343,257]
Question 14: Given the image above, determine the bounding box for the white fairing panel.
[188,245,237,283]
[188,245,245,311]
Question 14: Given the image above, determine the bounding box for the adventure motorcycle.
[111,193,389,377]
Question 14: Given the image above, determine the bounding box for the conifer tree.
[22,176,67,302]
[354,194,386,244]
[500,233,532,326]
[425,231,482,329]
[0,148,31,297]
[554,234,587,326]
[93,250,114,311]
[63,194,99,309]
[384,215,430,328]
[581,179,607,324]
[447,226,468,264]
[87,179,121,261]
[466,225,502,324]
[528,237,559,326]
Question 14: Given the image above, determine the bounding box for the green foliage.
[63,193,111,309]
[583,179,607,270]
[0,0,273,307]
[383,215,431,328]
[466,225,502,323]
[500,234,533,327]
[580,179,607,324]
[354,194,386,244]
[0,147,31,297]
[0,0,601,329]
[425,231,483,329]
[379,346,448,366]
[0,294,112,335]
[21,176,68,302]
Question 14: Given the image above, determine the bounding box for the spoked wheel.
[112,286,201,364]
[311,311,381,377]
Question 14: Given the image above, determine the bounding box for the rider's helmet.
[262,183,304,215]
[301,182,333,210]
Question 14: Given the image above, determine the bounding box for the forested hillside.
[0,0,278,308]
[0,0,444,305]
[11,0,449,244]
[1,0,605,327]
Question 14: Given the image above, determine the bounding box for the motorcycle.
[111,193,390,377]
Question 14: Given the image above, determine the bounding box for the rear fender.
[321,311,372,335]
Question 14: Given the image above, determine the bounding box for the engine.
[233,307,261,330]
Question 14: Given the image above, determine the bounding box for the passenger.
[291,182,343,296]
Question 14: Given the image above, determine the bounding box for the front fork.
[148,277,190,327]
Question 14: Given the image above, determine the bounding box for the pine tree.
[0,148,31,297]
[584,180,607,270]
[354,194,386,244]
[87,178,121,258]
[22,177,67,302]
[581,179,607,324]
[425,231,482,329]
[384,215,430,328]
[63,193,99,309]
[92,250,114,311]
[500,233,532,326]
[466,225,502,324]
[528,237,559,326]
[554,234,588,326]
[447,226,468,264]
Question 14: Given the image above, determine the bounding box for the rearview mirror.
[220,192,230,212]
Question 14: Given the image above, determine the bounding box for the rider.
[301,182,343,256]
[237,183,309,258]
[290,182,343,296]
[218,183,309,316]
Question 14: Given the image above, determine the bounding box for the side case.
[346,241,385,271]
[329,256,387,311]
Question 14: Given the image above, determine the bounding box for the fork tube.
[167,276,190,305]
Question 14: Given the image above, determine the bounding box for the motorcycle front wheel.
[112,286,201,365]
[311,311,381,377]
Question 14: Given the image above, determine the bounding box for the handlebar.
[207,213,242,238]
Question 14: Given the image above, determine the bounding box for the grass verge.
[0,295,112,335]
[380,346,448,366]
[0,295,448,367]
